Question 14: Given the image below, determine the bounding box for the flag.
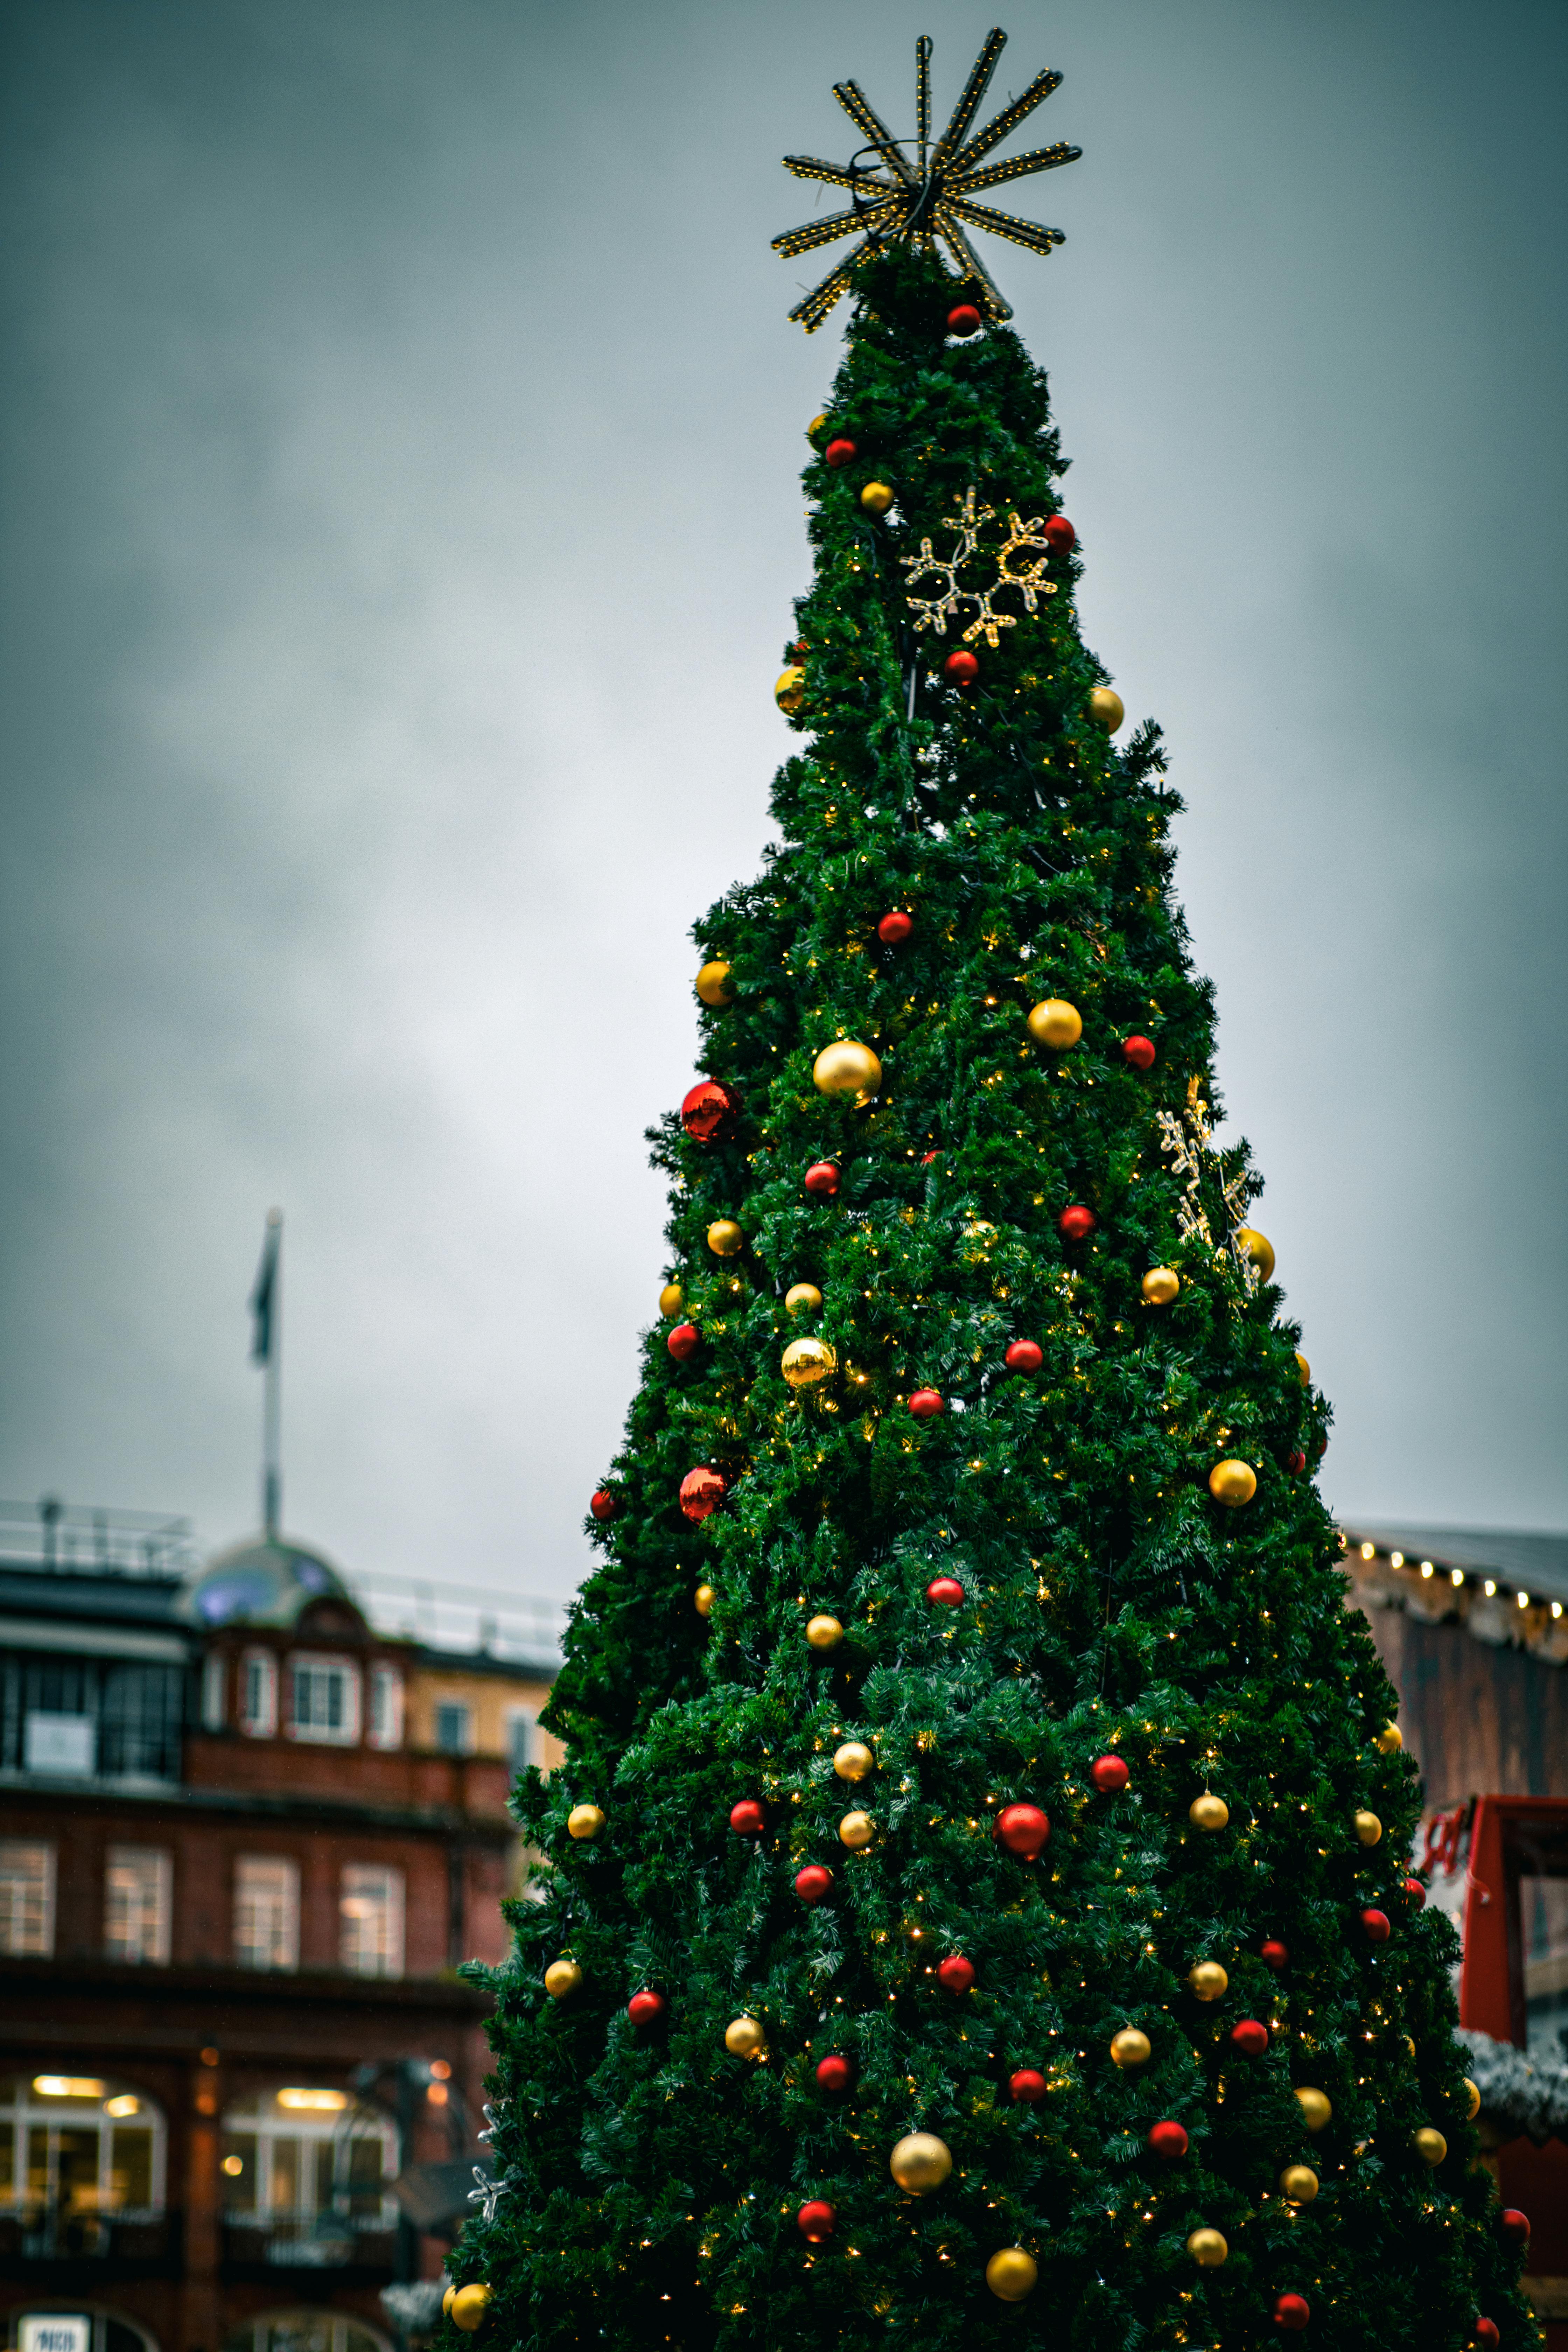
[250,1212,281,1363]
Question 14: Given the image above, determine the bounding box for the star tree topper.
[772,28,1081,332]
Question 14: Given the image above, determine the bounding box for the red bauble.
[1500,2209,1531,2244]
[1121,1034,1156,1070]
[909,1388,945,1419]
[797,2199,835,2241]
[1273,2294,1310,2333]
[1009,2069,1047,2104]
[589,1489,618,1522]
[804,1161,840,1198]
[680,1079,738,1142]
[627,1989,666,2025]
[1361,1907,1391,1944]
[877,910,913,945]
[1475,2324,1499,2350]
[823,439,857,469]
[1043,514,1076,553]
[1147,2120,1189,2158]
[1058,1204,1096,1240]
[1230,2018,1270,2057]
[1004,1339,1043,1372]
[1090,1754,1130,1794]
[944,649,979,685]
[1260,1939,1289,1971]
[1287,1449,1308,1474]
[926,1575,965,1605]
[946,302,982,337]
[667,1323,700,1363]
[995,1802,1051,1859]
[937,1954,975,1994]
[795,1864,834,1904]
[815,2053,853,2093]
[1404,1876,1427,1907]
[729,1799,765,1836]
[920,1150,939,1164]
[679,1464,726,1522]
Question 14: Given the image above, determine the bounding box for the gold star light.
[772,28,1080,331]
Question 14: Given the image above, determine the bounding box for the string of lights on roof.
[1342,1535,1561,1623]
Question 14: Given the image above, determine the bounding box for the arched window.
[0,2306,160,2352]
[219,2090,398,2258]
[222,2316,390,2352]
[0,2077,166,2260]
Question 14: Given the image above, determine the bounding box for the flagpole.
[257,1209,283,1540]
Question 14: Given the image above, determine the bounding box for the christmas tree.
[452,34,1533,2352]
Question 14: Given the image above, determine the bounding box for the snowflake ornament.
[902,488,1056,646]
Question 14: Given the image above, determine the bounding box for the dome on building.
[183,1534,357,1629]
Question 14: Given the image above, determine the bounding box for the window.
[434,1701,473,1756]
[0,1841,55,1956]
[219,2092,398,2238]
[240,1650,278,1738]
[222,2310,392,2352]
[0,1653,182,1782]
[288,1657,359,1745]
[0,2073,166,2243]
[338,1865,404,1979]
[201,1652,227,1730]
[104,1847,172,1965]
[504,1707,535,1776]
[233,1856,300,1972]
[367,1667,403,1751]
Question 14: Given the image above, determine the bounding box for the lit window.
[505,1708,536,1776]
[105,1845,172,1965]
[201,1653,227,1730]
[434,1701,474,1756]
[340,1864,404,1979]
[219,2090,398,2234]
[240,1650,278,1738]
[0,2074,165,2228]
[289,1658,360,1745]
[0,1841,56,1957]
[368,1667,404,1751]
[234,1856,300,1972]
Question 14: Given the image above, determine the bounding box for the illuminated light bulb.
[1420,1562,1434,1580]
[1360,1542,1375,1560]
[1485,1580,1497,1598]
[1518,1592,1531,1610]
[1390,1552,1405,1568]
[1451,1570,1465,1587]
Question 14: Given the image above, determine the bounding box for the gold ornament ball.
[1354,1809,1384,1847]
[782,1336,836,1391]
[567,1804,605,1841]
[442,2287,457,2319]
[775,666,806,714]
[805,1612,844,1650]
[707,1219,744,1258]
[985,2248,1037,2303]
[1089,685,1126,732]
[1026,997,1082,1049]
[838,1809,875,1849]
[1295,1350,1311,1387]
[1404,2035,1416,2058]
[659,1281,684,1317]
[1187,1961,1228,2002]
[1186,2228,1227,2268]
[1295,2087,1332,2133]
[785,1282,824,1318]
[450,2285,491,2334]
[1463,2077,1481,2120]
[1189,1793,1230,1832]
[544,1958,583,2000]
[1280,2165,1319,2205]
[695,960,735,1007]
[1209,1458,1258,1507]
[724,2016,766,2059]
[807,412,829,443]
[889,2132,952,2194]
[859,481,894,514]
[1110,2028,1152,2070]
[694,1583,715,1617]
[813,1038,882,1099]
[1377,1722,1403,1755]
[1414,2127,1448,2166]
[1235,1226,1275,1281]
[1142,1266,1180,1306]
[833,1740,875,1782]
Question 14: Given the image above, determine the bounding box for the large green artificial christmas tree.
[453,34,1534,2352]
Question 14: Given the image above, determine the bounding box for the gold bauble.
[1235,1226,1275,1281]
[724,2016,766,2058]
[1377,1722,1403,1755]
[1026,997,1082,1049]
[985,2248,1038,2302]
[1414,2127,1448,2166]
[707,1219,744,1258]
[775,666,806,714]
[1280,2165,1318,2204]
[1295,1350,1311,1387]
[806,1613,844,1649]
[1404,2035,1416,2058]
[1189,1793,1230,1831]
[838,1809,875,1849]
[782,1336,836,1391]
[567,1804,605,1841]
[694,1583,715,1617]
[450,2285,492,2333]
[659,1281,684,1317]
[812,1038,882,1098]
[442,2287,457,2318]
[1089,686,1125,732]
[1186,2227,1227,2268]
[1208,1458,1257,1507]
[1463,2077,1481,2120]
[1187,1961,1228,2002]
[807,413,829,443]
[1295,2087,1332,2133]
[1141,1266,1180,1305]
[834,1741,875,1782]
[544,1958,582,2000]
[889,2132,952,2194]
[1354,1809,1383,1846]
[785,1282,824,1318]
[859,481,894,514]
[695,960,735,1007]
[1110,2028,1152,2069]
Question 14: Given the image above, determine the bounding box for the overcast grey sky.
[1,0,1564,1606]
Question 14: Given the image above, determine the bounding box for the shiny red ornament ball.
[877,910,913,945]
[995,1802,1051,1859]
[909,1387,944,1419]
[926,1575,965,1605]
[1274,2294,1310,2333]
[920,1150,939,1164]
[1147,2120,1189,2158]
[1404,1876,1427,1907]
[667,1323,700,1362]
[680,1078,738,1142]
[946,302,982,337]
[1009,2068,1047,2104]
[1058,1204,1096,1240]
[1260,1939,1289,1971]
[1043,514,1076,553]
[729,1799,765,1836]
[1475,2324,1499,2350]
[815,2054,853,2093]
[1090,1754,1130,1794]
[795,1863,834,1904]
[627,1989,666,2025]
[797,2199,835,2241]
[589,1489,618,1522]
[1004,1339,1043,1372]
[944,649,979,685]
[1230,2018,1270,2057]
[1121,1034,1156,1070]
[679,1464,726,1522]
[1500,2209,1531,2244]
[1362,1907,1391,1944]
[804,1161,841,1198]
[1288,1449,1308,1474]
[937,1954,975,1994]
[823,439,857,470]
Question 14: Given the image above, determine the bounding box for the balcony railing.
[0,2204,174,2262]
[223,2210,398,2272]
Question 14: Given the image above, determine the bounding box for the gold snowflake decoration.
[772,28,1080,332]
[903,488,1055,645]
